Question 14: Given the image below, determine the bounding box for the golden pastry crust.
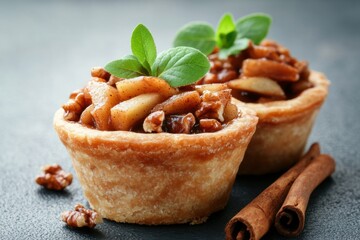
[54,101,258,225]
[236,70,329,175]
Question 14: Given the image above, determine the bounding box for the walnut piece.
[143,111,165,133]
[195,89,231,122]
[165,113,196,134]
[61,204,103,228]
[35,164,73,190]
[91,67,110,81]
[62,90,87,121]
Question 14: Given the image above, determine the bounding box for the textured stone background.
[1,0,359,239]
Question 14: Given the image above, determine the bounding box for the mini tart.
[235,70,329,175]
[54,101,258,225]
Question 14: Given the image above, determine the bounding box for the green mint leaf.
[173,22,216,55]
[216,13,236,48]
[236,13,272,45]
[218,38,249,59]
[152,47,210,87]
[131,24,157,73]
[104,55,148,79]
[218,30,237,49]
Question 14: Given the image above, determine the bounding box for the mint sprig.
[173,12,272,58]
[105,24,210,88]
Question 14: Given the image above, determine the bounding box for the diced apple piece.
[195,83,228,94]
[223,102,238,122]
[87,81,120,130]
[151,91,201,115]
[115,76,178,101]
[111,93,163,131]
[80,104,95,126]
[227,77,286,99]
[242,59,299,81]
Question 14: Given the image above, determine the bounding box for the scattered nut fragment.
[199,119,223,132]
[143,111,165,133]
[61,204,103,228]
[35,164,73,190]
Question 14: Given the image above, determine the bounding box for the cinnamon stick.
[274,154,336,237]
[225,143,320,240]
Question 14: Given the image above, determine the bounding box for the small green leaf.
[152,47,210,87]
[173,22,216,55]
[131,24,157,73]
[216,13,236,48]
[218,30,237,49]
[236,13,272,45]
[104,55,148,79]
[218,38,249,59]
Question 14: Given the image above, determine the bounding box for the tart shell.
[53,101,258,225]
[236,71,329,175]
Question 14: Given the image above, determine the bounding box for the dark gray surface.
[1,0,359,239]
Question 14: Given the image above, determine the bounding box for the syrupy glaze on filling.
[197,40,314,103]
[62,72,239,133]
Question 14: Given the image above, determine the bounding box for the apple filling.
[198,40,313,103]
[62,71,238,133]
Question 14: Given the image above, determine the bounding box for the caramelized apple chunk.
[111,93,164,131]
[151,91,201,115]
[86,81,120,130]
[227,77,286,99]
[195,83,228,94]
[242,59,299,82]
[116,76,178,101]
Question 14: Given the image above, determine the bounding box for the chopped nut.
[143,111,165,133]
[61,204,103,228]
[91,67,110,80]
[62,92,88,121]
[195,89,231,122]
[165,113,196,134]
[35,164,73,190]
[199,119,223,132]
[69,89,84,99]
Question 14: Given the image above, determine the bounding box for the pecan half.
[61,204,103,228]
[35,164,73,190]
